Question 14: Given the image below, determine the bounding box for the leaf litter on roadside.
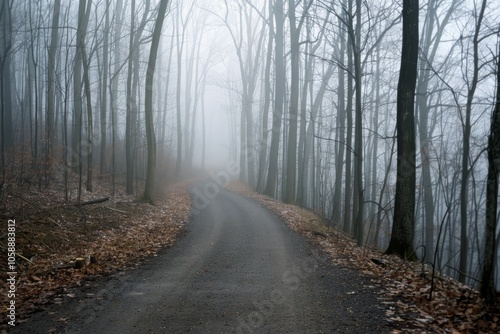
[0,179,191,327]
[226,181,499,334]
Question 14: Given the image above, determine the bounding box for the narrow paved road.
[13,185,389,333]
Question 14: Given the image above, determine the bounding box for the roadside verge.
[226,181,499,334]
[1,181,191,326]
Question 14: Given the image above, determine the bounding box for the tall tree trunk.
[459,0,486,283]
[125,0,137,194]
[298,8,329,206]
[352,0,364,246]
[264,0,284,198]
[369,43,380,237]
[82,47,93,192]
[141,0,170,204]
[100,0,110,175]
[245,97,256,187]
[24,41,34,183]
[161,30,175,147]
[481,44,500,303]
[175,21,183,176]
[332,12,346,225]
[343,0,354,234]
[72,0,85,171]
[0,0,14,180]
[417,22,436,263]
[285,0,299,203]
[125,0,150,194]
[386,0,419,260]
[296,22,310,206]
[110,0,124,195]
[417,13,436,261]
[72,0,91,202]
[183,28,196,170]
[27,4,39,170]
[417,0,460,263]
[174,4,194,176]
[46,0,61,178]
[303,63,334,207]
[257,3,273,193]
[99,0,110,175]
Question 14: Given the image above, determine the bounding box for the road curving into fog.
[12,183,390,333]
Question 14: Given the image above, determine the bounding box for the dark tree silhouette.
[140,0,170,204]
[386,0,419,259]
[264,0,285,198]
[481,41,500,303]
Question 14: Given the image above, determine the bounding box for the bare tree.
[285,0,312,203]
[257,1,274,193]
[331,10,347,226]
[220,0,267,186]
[99,0,110,175]
[351,0,364,245]
[45,0,61,181]
[0,0,14,182]
[140,0,170,204]
[386,0,419,259]
[72,0,91,202]
[458,0,487,283]
[126,0,151,194]
[82,44,94,192]
[481,38,499,303]
[109,0,124,195]
[265,0,285,197]
[416,0,462,264]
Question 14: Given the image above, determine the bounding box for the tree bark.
[332,12,346,226]
[352,0,364,246]
[285,0,299,204]
[126,0,150,194]
[264,0,284,198]
[459,0,486,283]
[257,1,274,193]
[174,4,194,176]
[110,0,124,195]
[141,0,170,204]
[386,0,419,260]
[72,0,91,202]
[46,0,61,176]
[0,0,14,179]
[481,40,499,303]
[99,0,110,175]
[343,0,354,234]
[82,47,93,192]
[125,0,137,194]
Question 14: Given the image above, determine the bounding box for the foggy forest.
[1,0,500,331]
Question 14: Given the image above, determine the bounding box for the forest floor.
[1,176,498,333]
[226,181,500,334]
[0,175,191,330]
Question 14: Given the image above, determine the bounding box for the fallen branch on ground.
[75,197,109,207]
[104,206,128,214]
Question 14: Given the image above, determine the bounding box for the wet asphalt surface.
[11,185,390,333]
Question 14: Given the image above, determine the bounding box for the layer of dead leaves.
[227,181,499,334]
[0,177,191,327]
